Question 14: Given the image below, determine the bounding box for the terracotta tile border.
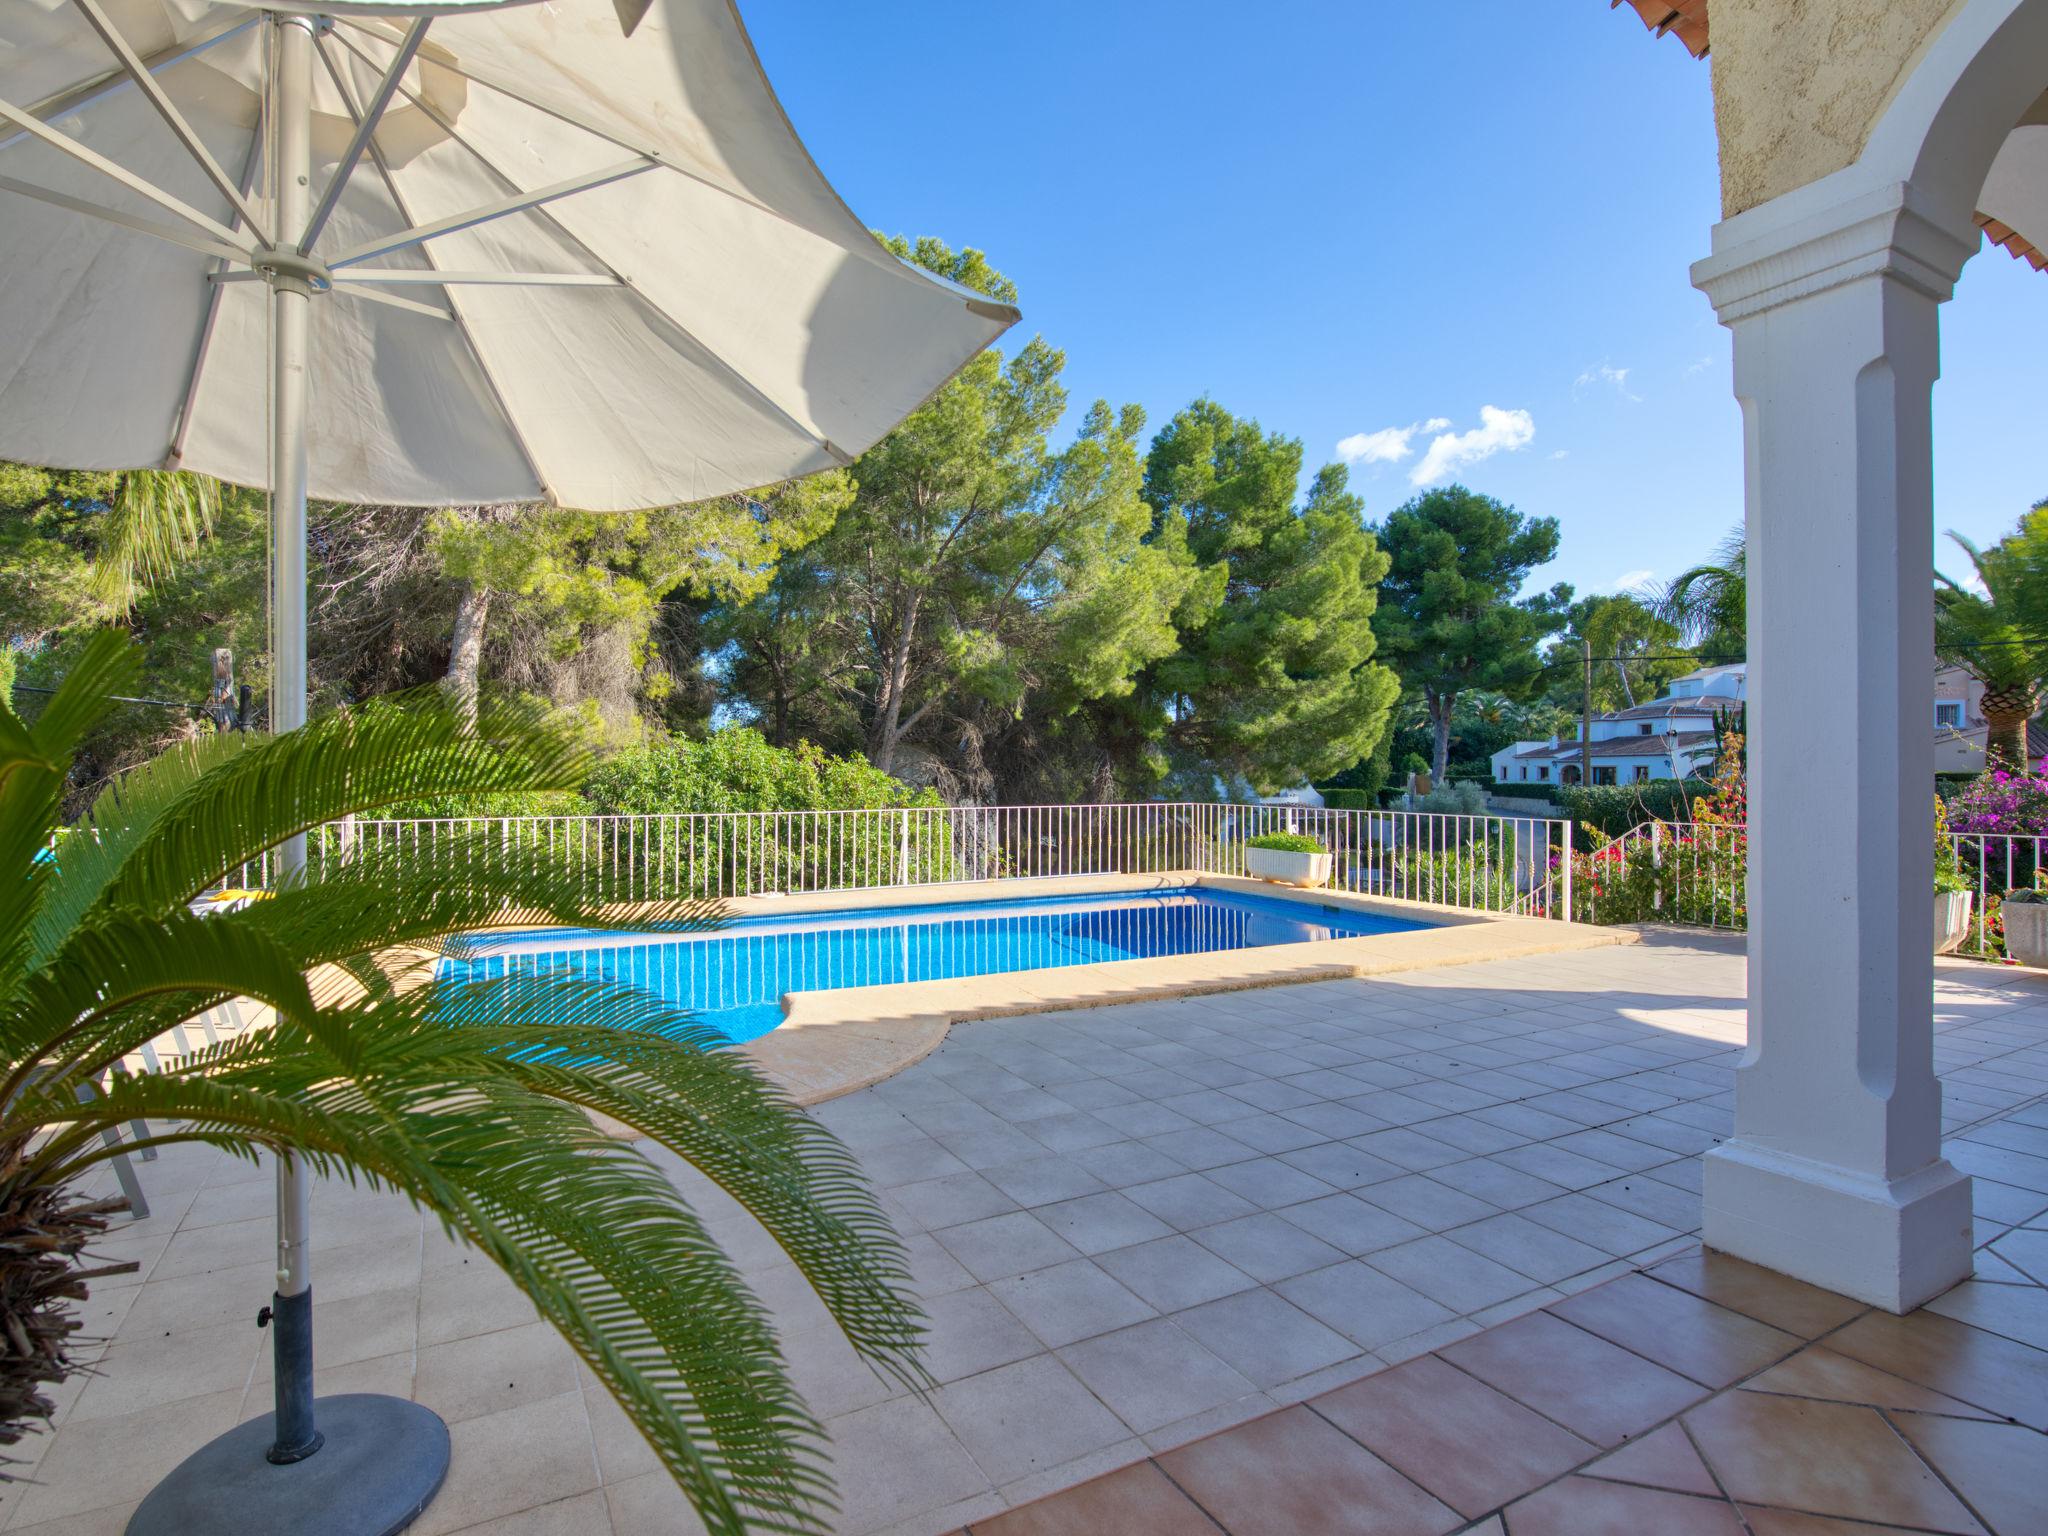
[955,1245,2048,1536]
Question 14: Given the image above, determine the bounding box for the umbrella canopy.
[0,0,1017,509]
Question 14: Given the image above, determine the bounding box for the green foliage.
[1397,838,1521,910]
[583,729,940,817]
[1651,526,1746,659]
[1544,593,1690,713]
[1318,789,1375,811]
[1372,486,1570,781]
[1246,831,1324,854]
[1138,400,1400,795]
[1935,797,1969,896]
[1554,779,1716,838]
[0,638,920,1530]
[717,240,1204,799]
[1935,503,2048,766]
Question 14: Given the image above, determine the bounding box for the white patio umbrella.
[0,2,1016,1531]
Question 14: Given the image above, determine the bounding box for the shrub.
[1558,778,1710,838]
[583,728,938,816]
[1319,788,1374,811]
[1413,781,1488,818]
[1946,765,2048,838]
[1247,831,1325,854]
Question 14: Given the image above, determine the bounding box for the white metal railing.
[224,802,1577,920]
[1573,820,2048,961]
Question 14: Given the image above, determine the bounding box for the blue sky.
[745,1,2048,602]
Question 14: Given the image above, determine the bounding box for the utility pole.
[1581,636,1594,789]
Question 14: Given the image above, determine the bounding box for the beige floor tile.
[64,1316,262,1424]
[415,1319,580,1425]
[818,1395,990,1535]
[4,1389,242,1528]
[411,1390,600,1536]
[604,1472,711,1536]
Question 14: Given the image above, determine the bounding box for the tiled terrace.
[6,932,2047,1534]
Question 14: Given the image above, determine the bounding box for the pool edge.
[739,873,1637,1107]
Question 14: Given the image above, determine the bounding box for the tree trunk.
[867,600,922,773]
[1429,690,1454,782]
[1981,686,2037,770]
[446,580,491,727]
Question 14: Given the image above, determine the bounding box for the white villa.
[1489,663,1742,786]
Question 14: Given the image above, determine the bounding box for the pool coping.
[723,873,1638,1105]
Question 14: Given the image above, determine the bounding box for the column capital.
[1691,179,1978,324]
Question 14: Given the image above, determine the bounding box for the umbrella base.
[126,1394,450,1536]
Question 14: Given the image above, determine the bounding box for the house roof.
[1513,730,1717,762]
[1609,693,1742,720]
[1612,2,2042,275]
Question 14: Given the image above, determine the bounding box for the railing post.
[897,813,911,887]
[1651,820,1664,914]
[1560,819,1575,922]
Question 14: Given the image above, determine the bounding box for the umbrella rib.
[300,17,430,256]
[326,38,852,468]
[326,158,659,270]
[312,31,554,503]
[68,0,271,245]
[10,13,258,151]
[169,97,269,471]
[0,93,248,251]
[0,171,248,265]
[326,16,908,281]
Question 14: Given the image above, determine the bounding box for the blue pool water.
[439,886,1427,1044]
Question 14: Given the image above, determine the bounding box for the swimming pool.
[440,885,1428,1043]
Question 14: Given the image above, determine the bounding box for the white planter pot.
[1245,847,1332,889]
[1934,890,1974,956]
[2001,897,2048,967]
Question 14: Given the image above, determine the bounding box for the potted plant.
[1934,796,1974,955]
[1244,831,1332,889]
[2002,885,2048,966]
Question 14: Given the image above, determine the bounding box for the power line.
[8,681,200,713]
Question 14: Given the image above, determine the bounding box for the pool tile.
[1058,1318,1258,1434]
[968,1460,1217,1536]
[933,1211,1084,1284]
[1274,1260,1456,1350]
[1202,1157,1338,1210]
[1365,1235,1535,1314]
[1548,1272,1800,1388]
[1439,1310,1707,1446]
[1502,1476,1743,1536]
[1033,1192,1175,1256]
[1192,1213,1350,1285]
[989,1258,1156,1348]
[1096,1234,1258,1312]
[1172,1288,1360,1389]
[1155,1406,1459,1536]
[1275,1192,1427,1255]
[1683,1391,1986,1534]
[1311,1353,1594,1518]
[982,1155,1110,1208]
[1125,1173,1260,1231]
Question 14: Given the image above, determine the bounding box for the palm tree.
[1650,526,1746,656]
[1936,511,2048,770]
[84,469,225,611]
[0,633,921,1533]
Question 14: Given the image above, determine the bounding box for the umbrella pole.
[267,8,318,1470]
[126,13,449,1535]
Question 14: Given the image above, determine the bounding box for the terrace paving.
[8,932,2048,1535]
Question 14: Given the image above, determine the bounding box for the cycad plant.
[0,633,922,1533]
[1935,508,2048,769]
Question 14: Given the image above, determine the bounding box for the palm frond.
[87,470,220,611]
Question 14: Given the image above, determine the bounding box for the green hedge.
[1490,782,1565,806]
[1557,779,1709,837]
[1320,788,1375,811]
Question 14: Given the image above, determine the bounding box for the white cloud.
[1549,449,1569,461]
[1574,362,1641,402]
[1334,416,1453,467]
[1683,355,1715,377]
[1408,406,1537,486]
[1610,568,1655,591]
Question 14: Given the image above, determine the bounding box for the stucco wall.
[1710,0,1964,214]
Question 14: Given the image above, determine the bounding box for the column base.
[1703,1139,1973,1313]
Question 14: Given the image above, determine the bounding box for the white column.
[1693,183,1976,1313]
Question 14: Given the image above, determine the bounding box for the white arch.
[1860,0,2048,237]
